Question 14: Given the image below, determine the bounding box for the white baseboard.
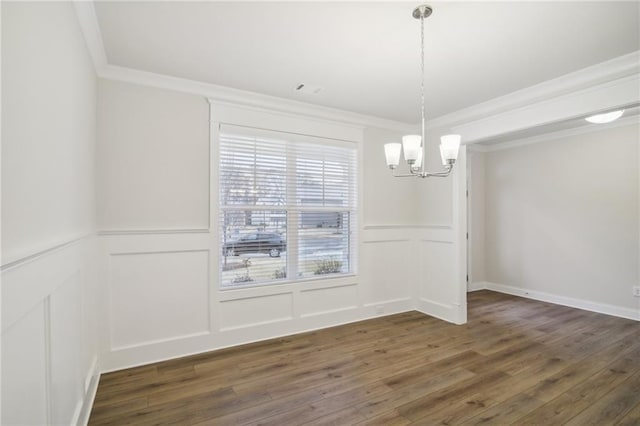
[100,297,415,373]
[467,281,488,292]
[485,281,639,321]
[75,358,100,426]
[416,298,466,325]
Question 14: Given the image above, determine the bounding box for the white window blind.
[219,125,357,288]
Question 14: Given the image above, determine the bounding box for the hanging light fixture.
[384,4,461,178]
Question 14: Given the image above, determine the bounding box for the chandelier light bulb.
[384,143,402,168]
[439,134,461,165]
[413,147,423,169]
[402,135,422,163]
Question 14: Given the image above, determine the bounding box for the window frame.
[214,122,361,291]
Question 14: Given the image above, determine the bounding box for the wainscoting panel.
[299,283,359,317]
[361,239,411,305]
[50,272,84,425]
[109,250,211,350]
[98,224,466,372]
[219,292,294,331]
[1,236,99,426]
[2,236,88,333]
[414,225,466,324]
[1,302,49,426]
[418,239,455,304]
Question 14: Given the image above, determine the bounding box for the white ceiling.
[94,1,640,124]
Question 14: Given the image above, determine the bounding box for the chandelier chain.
[420,11,426,172]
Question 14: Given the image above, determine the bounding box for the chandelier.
[384,5,461,178]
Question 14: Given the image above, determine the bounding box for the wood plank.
[412,353,569,424]
[354,409,411,426]
[563,371,640,425]
[616,401,640,426]
[88,291,640,426]
[517,346,640,424]
[459,392,543,425]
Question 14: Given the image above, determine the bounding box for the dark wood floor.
[89,291,640,425]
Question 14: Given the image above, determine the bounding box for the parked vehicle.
[223,233,286,257]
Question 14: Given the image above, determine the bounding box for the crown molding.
[428,50,640,130]
[455,73,639,144]
[73,0,639,137]
[73,1,107,72]
[72,1,414,133]
[100,64,415,133]
[468,114,639,153]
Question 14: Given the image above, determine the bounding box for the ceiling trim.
[453,73,640,143]
[429,50,640,130]
[468,114,639,153]
[74,0,639,138]
[72,0,415,133]
[73,1,107,72]
[101,64,414,132]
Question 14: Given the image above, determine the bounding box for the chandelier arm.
[419,165,454,178]
[391,166,424,177]
[390,171,425,178]
[391,164,454,178]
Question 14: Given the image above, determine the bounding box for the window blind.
[219,125,357,288]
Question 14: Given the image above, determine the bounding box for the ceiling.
[94,1,640,124]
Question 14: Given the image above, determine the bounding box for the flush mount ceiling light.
[585,110,625,124]
[384,4,461,178]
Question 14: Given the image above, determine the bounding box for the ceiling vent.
[294,83,323,95]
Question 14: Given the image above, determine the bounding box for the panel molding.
[107,249,211,350]
[2,235,92,332]
[1,232,93,271]
[75,357,100,426]
[111,331,212,352]
[363,297,412,308]
[97,230,423,372]
[363,224,452,230]
[1,236,98,426]
[98,228,210,236]
[299,306,358,319]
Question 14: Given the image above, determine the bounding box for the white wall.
[1,2,100,424]
[481,123,639,319]
[95,81,452,371]
[97,79,210,231]
[362,127,420,225]
[414,126,457,226]
[2,2,96,264]
[468,150,486,284]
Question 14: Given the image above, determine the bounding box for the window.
[219,125,357,288]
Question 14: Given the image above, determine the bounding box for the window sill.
[218,273,358,299]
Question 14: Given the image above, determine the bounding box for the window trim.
[210,103,363,292]
[217,126,357,289]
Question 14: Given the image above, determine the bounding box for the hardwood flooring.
[89,291,640,425]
